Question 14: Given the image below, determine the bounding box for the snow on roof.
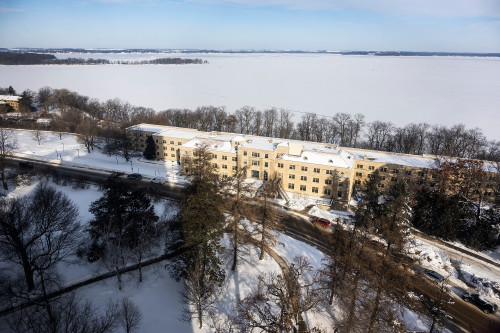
[0,95,21,102]
[346,149,439,169]
[128,123,170,133]
[183,137,235,153]
[281,149,354,169]
[155,129,200,140]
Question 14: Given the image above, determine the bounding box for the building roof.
[0,95,21,102]
[346,149,440,169]
[155,129,201,140]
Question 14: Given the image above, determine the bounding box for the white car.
[150,177,166,184]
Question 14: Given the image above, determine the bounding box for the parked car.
[150,176,166,184]
[462,292,498,314]
[19,161,34,169]
[127,173,142,181]
[424,269,445,283]
[311,216,331,228]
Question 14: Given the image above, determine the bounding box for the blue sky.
[1,0,499,52]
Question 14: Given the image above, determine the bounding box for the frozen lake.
[1,53,499,139]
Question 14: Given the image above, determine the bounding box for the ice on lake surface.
[1,53,499,139]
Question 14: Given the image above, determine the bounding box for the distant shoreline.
[0,52,206,65]
[2,48,500,58]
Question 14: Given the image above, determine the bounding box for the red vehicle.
[311,216,331,228]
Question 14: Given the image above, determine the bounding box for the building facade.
[0,95,21,112]
[127,124,499,209]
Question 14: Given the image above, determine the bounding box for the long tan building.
[127,124,499,209]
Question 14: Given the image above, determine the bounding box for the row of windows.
[242,151,269,159]
[158,139,182,145]
[285,184,342,197]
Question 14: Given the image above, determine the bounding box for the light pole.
[55,149,58,158]
[75,149,80,158]
[62,143,64,151]
[130,160,133,172]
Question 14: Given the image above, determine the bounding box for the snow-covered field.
[2,53,500,140]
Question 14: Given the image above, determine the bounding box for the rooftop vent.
[303,156,308,160]
[329,159,333,163]
[246,139,252,143]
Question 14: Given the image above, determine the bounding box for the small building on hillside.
[0,95,21,112]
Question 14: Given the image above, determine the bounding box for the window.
[289,165,296,170]
[163,147,167,150]
[177,142,182,145]
[171,154,175,157]
[368,166,375,170]
[232,157,237,162]
[243,151,247,156]
[251,170,260,178]
[212,154,217,159]
[313,168,320,173]
[163,153,167,156]
[380,167,387,172]
[222,164,228,169]
[170,147,174,151]
[325,179,332,185]
[222,174,228,179]
[232,166,237,171]
[418,171,425,177]
[338,191,342,198]
[378,184,385,188]
[213,163,218,168]
[300,185,306,191]
[300,176,307,181]
[324,189,331,195]
[381,176,386,180]
[288,183,295,190]
[355,180,361,185]
[222,155,228,160]
[252,160,260,166]
[278,163,284,168]
[289,174,295,179]
[405,170,412,175]
[391,177,397,182]
[312,187,318,193]
[392,169,399,174]
[243,159,247,165]
[301,166,308,171]
[264,162,268,167]
[357,164,363,169]
[265,154,268,159]
[252,152,260,157]
[163,140,166,143]
[326,170,333,175]
[170,141,174,144]
[356,172,363,177]
[313,178,319,183]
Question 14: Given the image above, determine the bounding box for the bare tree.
[32,127,47,145]
[254,174,282,260]
[7,293,120,333]
[36,86,53,116]
[221,165,254,271]
[0,183,80,292]
[76,120,98,153]
[0,128,17,190]
[120,298,143,333]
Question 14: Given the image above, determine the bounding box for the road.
[6,157,500,332]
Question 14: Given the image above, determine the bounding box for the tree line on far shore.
[0,52,205,65]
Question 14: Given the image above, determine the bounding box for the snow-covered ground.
[8,129,186,183]
[2,53,500,140]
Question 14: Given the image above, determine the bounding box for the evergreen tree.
[354,169,382,230]
[165,145,225,328]
[88,173,158,261]
[143,135,156,160]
